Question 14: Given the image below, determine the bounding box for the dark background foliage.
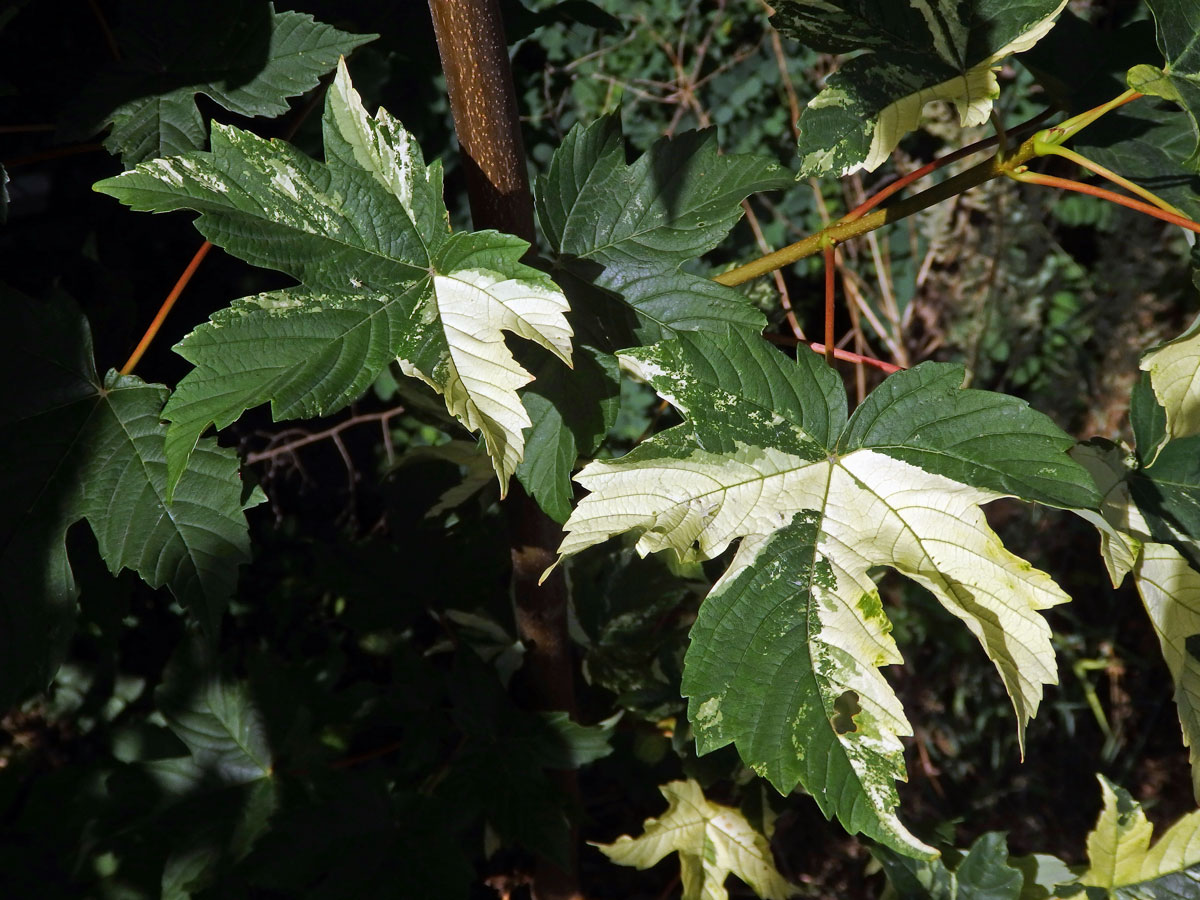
[1,0,1197,897]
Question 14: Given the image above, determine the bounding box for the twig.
[119,242,212,375]
[86,0,121,61]
[244,407,406,465]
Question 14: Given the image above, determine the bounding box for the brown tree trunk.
[427,2,581,898]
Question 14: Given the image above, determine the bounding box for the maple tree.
[3,0,1200,897]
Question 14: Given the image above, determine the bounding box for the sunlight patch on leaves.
[1135,542,1200,804]
[556,331,1097,856]
[95,61,573,496]
[592,779,795,900]
[1070,397,1200,802]
[773,0,1068,176]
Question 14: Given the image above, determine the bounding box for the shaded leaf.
[536,114,790,344]
[156,650,274,784]
[592,779,795,900]
[1075,99,1200,224]
[69,0,375,166]
[773,0,1068,176]
[1131,0,1200,170]
[515,344,620,522]
[874,832,1025,900]
[0,289,254,707]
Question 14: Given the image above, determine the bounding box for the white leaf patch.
[854,1,1067,174]
[593,779,795,900]
[561,443,1065,747]
[399,268,573,489]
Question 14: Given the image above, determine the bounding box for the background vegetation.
[1,0,1197,897]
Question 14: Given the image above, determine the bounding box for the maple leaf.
[1140,313,1200,455]
[773,0,1068,176]
[94,60,573,497]
[1057,775,1200,896]
[0,289,258,708]
[593,779,794,900]
[556,331,1098,857]
[1129,0,1200,170]
[69,0,375,167]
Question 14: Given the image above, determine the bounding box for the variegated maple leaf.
[773,0,1068,176]
[555,331,1098,857]
[95,60,572,497]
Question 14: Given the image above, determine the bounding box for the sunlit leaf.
[1060,775,1200,896]
[1141,313,1200,449]
[556,331,1097,856]
[593,779,795,900]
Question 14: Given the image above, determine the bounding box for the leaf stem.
[1008,168,1200,234]
[1036,88,1142,148]
[119,241,212,375]
[716,133,1042,287]
[823,244,835,366]
[716,94,1140,290]
[1033,142,1186,216]
[809,342,902,373]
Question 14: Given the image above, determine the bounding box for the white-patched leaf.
[399,267,573,486]
[555,331,1098,857]
[593,779,795,900]
[773,0,1068,176]
[1141,313,1200,452]
[567,430,1066,742]
[1071,395,1200,802]
[1069,441,1144,586]
[96,61,572,495]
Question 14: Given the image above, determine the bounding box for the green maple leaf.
[1128,0,1200,171]
[873,832,1027,900]
[69,0,375,167]
[95,60,573,498]
[536,114,792,344]
[772,0,1068,176]
[0,289,257,709]
[555,331,1098,857]
[593,779,795,900]
[1056,775,1200,896]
